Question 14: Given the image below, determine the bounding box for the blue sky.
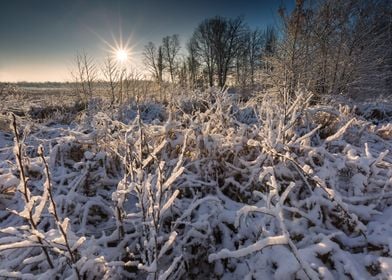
[0,0,294,82]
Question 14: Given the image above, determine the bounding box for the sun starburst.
[91,28,135,65]
[115,49,129,63]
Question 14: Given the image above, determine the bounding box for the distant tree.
[143,42,165,83]
[262,26,277,73]
[191,16,247,88]
[213,16,246,88]
[191,21,215,87]
[157,46,165,84]
[102,55,120,105]
[248,28,264,86]
[73,53,86,99]
[234,31,250,87]
[72,50,98,102]
[264,26,277,56]
[177,59,188,88]
[235,27,264,87]
[162,34,181,83]
[81,51,97,98]
[186,38,200,88]
[278,0,310,96]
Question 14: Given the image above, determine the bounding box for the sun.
[93,29,134,64]
[115,49,128,63]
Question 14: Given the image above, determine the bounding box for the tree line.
[143,0,391,97]
[273,0,392,98]
[143,18,277,90]
[72,0,391,104]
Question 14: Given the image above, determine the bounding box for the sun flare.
[115,49,128,63]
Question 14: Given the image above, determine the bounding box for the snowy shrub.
[113,102,167,125]
[0,88,391,279]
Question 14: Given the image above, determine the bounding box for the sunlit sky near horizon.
[0,0,294,82]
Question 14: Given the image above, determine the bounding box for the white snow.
[0,89,391,279]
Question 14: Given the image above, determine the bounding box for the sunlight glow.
[116,49,128,63]
[91,27,140,68]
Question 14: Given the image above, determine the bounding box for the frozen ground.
[0,89,391,279]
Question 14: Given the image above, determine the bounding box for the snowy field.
[0,88,392,279]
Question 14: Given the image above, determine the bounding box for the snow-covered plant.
[0,87,391,279]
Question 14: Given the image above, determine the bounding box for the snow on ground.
[0,89,391,279]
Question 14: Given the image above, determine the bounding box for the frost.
[1,88,391,279]
[208,235,288,261]
[158,231,177,259]
[84,151,94,160]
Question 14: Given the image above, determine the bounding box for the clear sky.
[0,0,294,82]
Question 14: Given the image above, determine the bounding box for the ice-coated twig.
[38,145,82,280]
[324,118,355,143]
[208,235,288,261]
[11,113,54,269]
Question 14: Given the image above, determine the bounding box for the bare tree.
[261,26,277,76]
[72,50,98,102]
[186,38,200,88]
[235,27,264,87]
[234,32,250,87]
[215,17,246,88]
[340,0,392,97]
[144,42,165,83]
[276,0,311,96]
[157,46,164,84]
[191,20,215,87]
[177,59,188,88]
[102,55,120,105]
[269,0,392,98]
[264,26,277,56]
[81,51,97,98]
[191,16,246,88]
[72,53,86,100]
[162,34,181,83]
[248,28,264,86]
